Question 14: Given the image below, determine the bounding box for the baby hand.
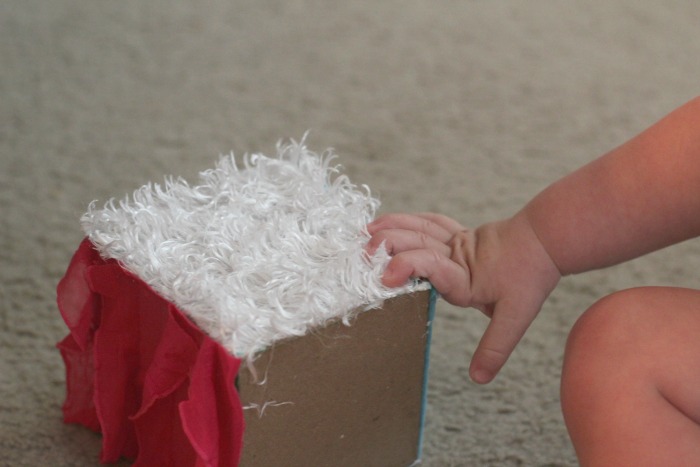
[367,212,561,384]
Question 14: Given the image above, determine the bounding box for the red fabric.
[56,238,245,466]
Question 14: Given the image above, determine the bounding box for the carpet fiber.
[2,1,700,465]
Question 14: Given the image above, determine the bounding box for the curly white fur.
[82,138,428,358]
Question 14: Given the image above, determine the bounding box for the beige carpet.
[2,1,700,465]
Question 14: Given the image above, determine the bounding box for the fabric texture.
[81,140,428,359]
[57,238,244,466]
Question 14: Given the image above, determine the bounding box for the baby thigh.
[561,286,700,466]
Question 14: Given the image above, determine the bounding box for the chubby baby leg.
[561,286,700,466]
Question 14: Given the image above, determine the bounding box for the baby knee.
[566,287,656,358]
[561,288,655,400]
[566,288,649,357]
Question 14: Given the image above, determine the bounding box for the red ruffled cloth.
[57,238,245,466]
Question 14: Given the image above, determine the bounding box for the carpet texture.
[2,1,699,465]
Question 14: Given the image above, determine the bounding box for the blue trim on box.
[416,287,438,463]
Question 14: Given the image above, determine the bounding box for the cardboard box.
[58,142,437,465]
[238,289,435,467]
[57,243,435,466]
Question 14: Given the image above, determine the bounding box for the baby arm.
[525,95,700,274]
[367,96,700,384]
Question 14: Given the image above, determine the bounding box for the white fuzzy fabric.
[81,138,428,358]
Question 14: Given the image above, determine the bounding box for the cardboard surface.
[237,290,432,467]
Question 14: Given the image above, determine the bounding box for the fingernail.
[381,271,402,288]
[471,369,492,385]
[381,273,394,287]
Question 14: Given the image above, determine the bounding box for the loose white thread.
[242,401,295,419]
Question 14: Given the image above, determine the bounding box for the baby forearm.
[520,96,700,275]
